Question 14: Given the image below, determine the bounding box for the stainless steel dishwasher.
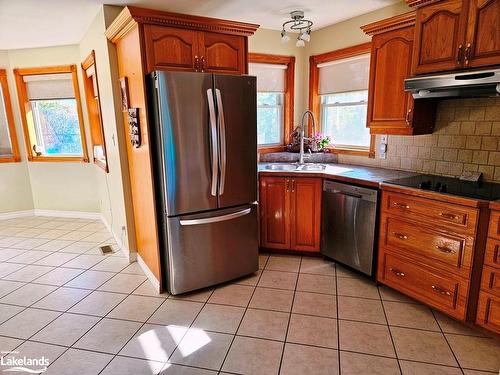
[321,180,378,276]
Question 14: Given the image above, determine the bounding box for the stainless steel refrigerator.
[148,71,258,295]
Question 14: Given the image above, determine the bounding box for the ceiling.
[0,0,399,50]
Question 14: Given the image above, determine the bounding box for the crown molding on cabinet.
[361,11,416,36]
[106,6,259,43]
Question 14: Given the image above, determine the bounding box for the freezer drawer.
[165,204,259,294]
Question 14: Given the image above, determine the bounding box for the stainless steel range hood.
[404,68,500,99]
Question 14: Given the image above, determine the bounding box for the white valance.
[249,63,287,92]
[318,53,370,95]
[23,73,74,100]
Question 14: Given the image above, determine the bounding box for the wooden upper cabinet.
[466,0,500,68]
[199,32,246,74]
[412,0,467,74]
[408,0,500,74]
[144,25,200,73]
[362,12,436,135]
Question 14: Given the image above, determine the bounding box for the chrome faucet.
[299,110,317,164]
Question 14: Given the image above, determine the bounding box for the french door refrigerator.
[148,71,258,295]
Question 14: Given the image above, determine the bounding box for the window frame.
[309,43,375,158]
[248,53,295,154]
[0,69,20,163]
[81,50,109,172]
[13,65,89,163]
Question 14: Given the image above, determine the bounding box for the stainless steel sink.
[299,164,326,171]
[265,163,298,171]
[264,163,327,171]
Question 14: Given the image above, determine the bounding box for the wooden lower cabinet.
[379,252,469,319]
[476,211,500,334]
[259,175,321,252]
[377,187,488,323]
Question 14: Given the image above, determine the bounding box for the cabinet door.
[290,177,322,252]
[199,32,246,74]
[476,291,500,334]
[367,25,415,135]
[144,25,199,73]
[412,0,468,74]
[259,176,291,249]
[466,0,500,68]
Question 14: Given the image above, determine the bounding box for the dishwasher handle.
[333,190,363,199]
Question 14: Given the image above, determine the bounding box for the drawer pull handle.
[439,212,458,220]
[436,245,456,254]
[390,268,405,277]
[394,232,408,240]
[393,202,410,209]
[431,285,452,296]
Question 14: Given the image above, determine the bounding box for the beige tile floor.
[0,215,498,374]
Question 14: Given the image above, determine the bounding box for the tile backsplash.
[339,97,500,182]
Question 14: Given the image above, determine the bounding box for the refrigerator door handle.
[179,208,251,226]
[207,88,218,197]
[215,89,227,195]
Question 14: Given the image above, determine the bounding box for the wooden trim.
[13,64,89,163]
[0,70,20,163]
[325,134,376,158]
[361,11,416,36]
[309,43,373,158]
[258,146,286,154]
[406,0,442,8]
[81,50,96,70]
[106,6,259,43]
[309,42,372,65]
[249,53,296,151]
[81,50,109,172]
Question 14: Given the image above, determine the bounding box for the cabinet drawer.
[383,217,473,276]
[488,210,500,240]
[378,252,468,320]
[382,192,478,234]
[484,238,500,269]
[475,291,500,335]
[480,265,500,298]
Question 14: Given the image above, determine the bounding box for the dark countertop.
[258,162,417,188]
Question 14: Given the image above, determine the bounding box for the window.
[248,54,295,152]
[14,65,88,162]
[82,50,108,172]
[310,43,375,157]
[0,69,20,162]
[257,92,284,145]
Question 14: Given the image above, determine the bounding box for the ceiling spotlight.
[280,10,313,48]
[301,30,311,42]
[281,30,290,43]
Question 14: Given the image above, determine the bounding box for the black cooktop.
[385,174,500,201]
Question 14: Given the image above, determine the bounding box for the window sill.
[28,155,89,163]
[326,147,375,158]
[258,145,286,154]
[0,156,21,163]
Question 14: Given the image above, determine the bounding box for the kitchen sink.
[299,164,326,171]
[265,163,298,171]
[264,163,327,171]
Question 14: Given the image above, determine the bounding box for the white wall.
[79,5,136,252]
[4,45,100,213]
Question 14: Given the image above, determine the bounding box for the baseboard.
[33,209,101,220]
[0,210,35,220]
[137,253,161,292]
